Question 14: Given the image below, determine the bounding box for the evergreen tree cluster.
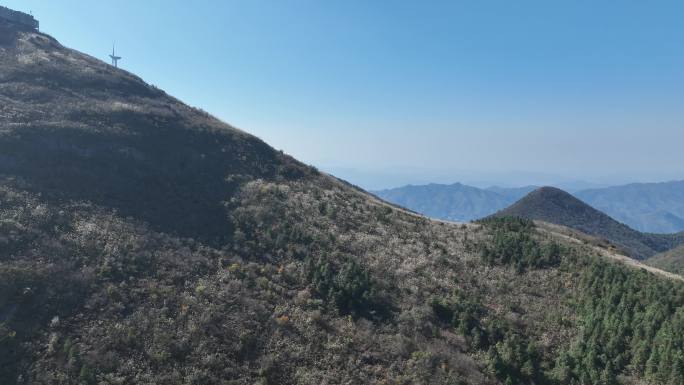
[555,260,684,385]
[478,216,684,384]
[478,217,564,271]
[429,289,550,385]
[306,256,390,320]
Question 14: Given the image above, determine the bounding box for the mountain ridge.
[372,182,514,223]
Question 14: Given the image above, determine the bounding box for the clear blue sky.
[6,0,684,188]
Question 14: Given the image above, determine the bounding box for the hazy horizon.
[322,165,684,192]
[7,0,684,188]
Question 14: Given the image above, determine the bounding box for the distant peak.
[491,184,684,259]
[532,186,571,195]
[494,185,609,225]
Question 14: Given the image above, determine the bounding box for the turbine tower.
[109,44,122,68]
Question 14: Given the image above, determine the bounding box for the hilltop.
[493,187,684,259]
[1,20,683,385]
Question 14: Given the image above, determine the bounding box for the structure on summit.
[0,5,39,30]
[109,44,122,68]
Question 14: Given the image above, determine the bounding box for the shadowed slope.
[372,183,512,222]
[0,20,312,244]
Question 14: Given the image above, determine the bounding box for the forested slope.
[372,183,514,222]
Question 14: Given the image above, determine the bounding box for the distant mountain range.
[371,183,514,223]
[492,187,684,259]
[373,180,684,233]
[484,185,539,202]
[575,181,684,233]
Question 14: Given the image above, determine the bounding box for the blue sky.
[5,0,684,188]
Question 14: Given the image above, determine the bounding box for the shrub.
[307,256,391,320]
[478,217,563,270]
[429,289,550,385]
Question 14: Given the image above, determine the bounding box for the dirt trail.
[539,222,684,282]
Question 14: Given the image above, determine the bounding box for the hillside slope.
[1,20,683,385]
[369,180,684,235]
[492,187,684,259]
[647,245,684,275]
[0,20,316,246]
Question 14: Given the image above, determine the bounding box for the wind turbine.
[109,43,122,68]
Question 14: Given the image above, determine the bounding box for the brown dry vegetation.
[647,245,684,276]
